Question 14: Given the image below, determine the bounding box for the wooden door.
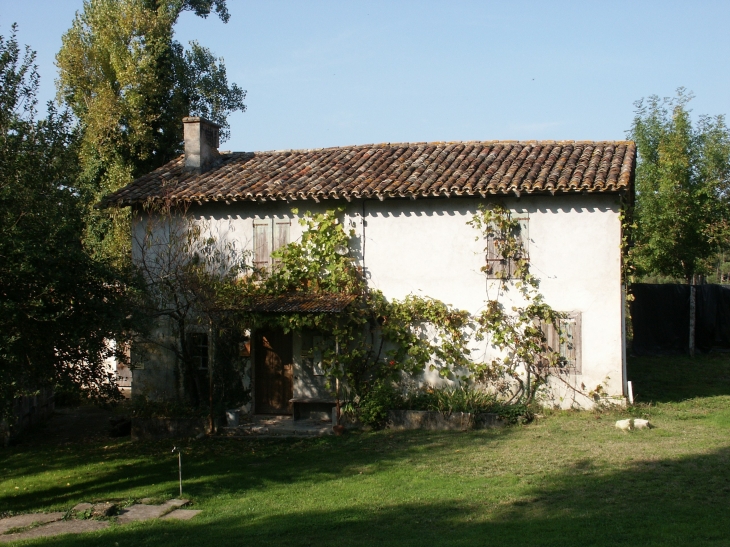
[254,329,293,415]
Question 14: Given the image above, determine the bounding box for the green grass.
[2,354,730,546]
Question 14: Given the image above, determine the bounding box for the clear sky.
[2,1,729,153]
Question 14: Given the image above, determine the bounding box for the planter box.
[131,417,207,441]
[387,410,503,431]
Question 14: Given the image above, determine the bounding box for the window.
[301,332,330,376]
[188,332,209,370]
[484,215,529,279]
[253,218,290,271]
[540,312,581,374]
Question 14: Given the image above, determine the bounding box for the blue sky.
[2,1,729,153]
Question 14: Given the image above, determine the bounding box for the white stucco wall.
[132,193,625,408]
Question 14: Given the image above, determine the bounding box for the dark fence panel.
[630,283,730,354]
[630,284,690,354]
[695,284,730,351]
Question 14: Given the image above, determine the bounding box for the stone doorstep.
[116,499,190,524]
[0,512,65,535]
[0,519,109,544]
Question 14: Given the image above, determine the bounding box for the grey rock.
[116,499,189,524]
[161,509,202,521]
[0,519,108,543]
[0,512,65,535]
[92,502,116,517]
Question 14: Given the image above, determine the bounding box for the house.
[103,117,636,413]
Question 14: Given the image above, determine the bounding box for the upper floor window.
[253,218,290,272]
[484,215,529,279]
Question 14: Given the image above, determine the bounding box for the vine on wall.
[134,202,581,421]
[248,204,573,407]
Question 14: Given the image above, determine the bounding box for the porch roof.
[242,293,357,313]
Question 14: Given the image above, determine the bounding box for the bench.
[289,398,337,421]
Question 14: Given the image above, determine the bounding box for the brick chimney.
[183,116,220,173]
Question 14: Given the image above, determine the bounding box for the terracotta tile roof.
[242,293,357,313]
[100,140,636,207]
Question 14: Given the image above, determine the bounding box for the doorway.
[254,329,293,415]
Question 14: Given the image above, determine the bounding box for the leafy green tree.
[56,0,246,264]
[0,25,136,421]
[629,89,730,282]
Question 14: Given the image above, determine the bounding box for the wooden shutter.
[485,231,508,279]
[559,312,581,374]
[253,219,272,271]
[510,217,530,275]
[484,215,529,279]
[540,312,581,374]
[273,220,290,268]
[188,332,209,370]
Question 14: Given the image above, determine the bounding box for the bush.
[404,385,498,415]
[358,380,403,429]
[357,383,533,428]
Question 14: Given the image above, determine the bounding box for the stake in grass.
[172,446,182,497]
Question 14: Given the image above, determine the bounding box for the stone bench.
[289,398,336,421]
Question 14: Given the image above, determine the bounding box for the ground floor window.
[188,332,209,370]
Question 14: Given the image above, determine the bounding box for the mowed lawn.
[2,354,730,547]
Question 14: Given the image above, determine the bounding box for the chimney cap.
[183,116,221,128]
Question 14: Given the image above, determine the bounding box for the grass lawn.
[2,354,730,546]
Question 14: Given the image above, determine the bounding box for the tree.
[0,25,135,421]
[629,89,730,282]
[132,202,251,427]
[56,0,246,264]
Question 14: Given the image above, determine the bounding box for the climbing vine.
[247,204,573,407]
[135,202,585,423]
[468,204,569,404]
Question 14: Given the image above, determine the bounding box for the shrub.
[358,380,403,429]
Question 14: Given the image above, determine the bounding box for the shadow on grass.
[627,352,730,403]
[25,445,730,547]
[1,428,515,513]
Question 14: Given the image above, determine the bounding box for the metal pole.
[172,447,182,497]
[335,335,340,426]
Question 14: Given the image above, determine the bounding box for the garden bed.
[387,410,503,431]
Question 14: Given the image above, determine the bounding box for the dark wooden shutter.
[188,333,209,370]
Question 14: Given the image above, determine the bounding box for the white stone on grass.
[615,418,654,431]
